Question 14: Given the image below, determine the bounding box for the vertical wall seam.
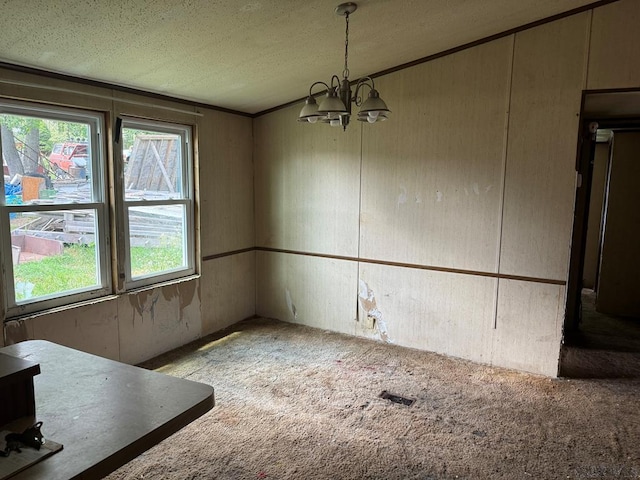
[493,33,517,331]
[251,115,258,318]
[583,9,594,90]
[355,121,364,328]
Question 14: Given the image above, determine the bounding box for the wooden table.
[0,340,214,479]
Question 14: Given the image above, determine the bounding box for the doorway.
[561,91,640,377]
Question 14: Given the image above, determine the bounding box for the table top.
[0,352,40,388]
[0,340,214,480]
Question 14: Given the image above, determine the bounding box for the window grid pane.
[127,204,188,279]
[123,128,184,201]
[10,209,101,303]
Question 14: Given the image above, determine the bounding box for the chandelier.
[298,2,390,130]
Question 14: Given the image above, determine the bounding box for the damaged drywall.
[128,280,198,326]
[285,288,298,321]
[119,280,201,365]
[358,279,391,343]
[4,317,33,345]
[130,289,161,321]
[162,279,198,308]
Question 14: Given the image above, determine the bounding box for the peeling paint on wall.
[4,319,30,345]
[358,279,391,343]
[285,288,297,321]
[130,289,161,322]
[161,284,179,302]
[160,280,198,314]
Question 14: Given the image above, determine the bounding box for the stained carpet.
[106,317,640,480]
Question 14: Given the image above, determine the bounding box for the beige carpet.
[106,317,640,480]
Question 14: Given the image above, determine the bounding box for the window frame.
[0,100,111,317]
[118,116,196,291]
[1,102,198,319]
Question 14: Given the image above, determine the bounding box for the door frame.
[564,119,598,342]
[564,112,640,343]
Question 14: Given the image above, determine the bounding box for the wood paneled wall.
[587,0,640,89]
[256,251,358,336]
[360,38,512,272]
[198,109,254,256]
[254,0,640,376]
[499,13,589,281]
[198,108,255,336]
[254,107,361,257]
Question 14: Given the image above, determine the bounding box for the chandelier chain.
[343,12,350,79]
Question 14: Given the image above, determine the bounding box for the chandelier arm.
[353,77,374,106]
[309,81,331,96]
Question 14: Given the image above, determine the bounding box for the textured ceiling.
[0,0,598,114]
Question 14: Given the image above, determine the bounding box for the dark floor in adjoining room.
[560,289,640,378]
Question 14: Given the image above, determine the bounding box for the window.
[119,118,195,289]
[1,101,195,317]
[0,101,109,316]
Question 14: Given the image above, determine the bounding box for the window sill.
[5,274,201,323]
